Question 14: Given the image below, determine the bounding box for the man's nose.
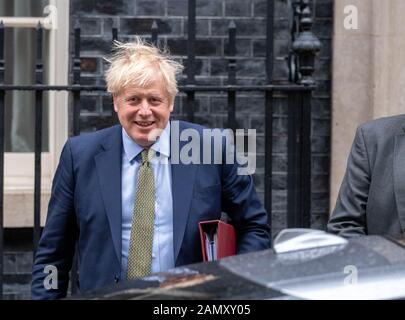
[138,100,152,116]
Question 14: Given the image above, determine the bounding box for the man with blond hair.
[31,38,270,299]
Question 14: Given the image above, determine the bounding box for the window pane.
[0,0,49,152]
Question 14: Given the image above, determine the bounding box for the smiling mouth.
[134,121,155,127]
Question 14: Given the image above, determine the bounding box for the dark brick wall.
[3,251,32,299]
[70,0,333,236]
[3,228,34,299]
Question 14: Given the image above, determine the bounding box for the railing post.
[287,91,303,227]
[294,0,320,226]
[287,0,320,227]
[186,0,196,122]
[73,20,81,136]
[151,20,158,47]
[33,23,43,250]
[301,90,312,228]
[112,18,118,43]
[0,21,4,300]
[70,20,81,296]
[266,0,274,84]
[292,0,321,86]
[265,0,274,236]
[227,20,236,131]
[288,0,301,82]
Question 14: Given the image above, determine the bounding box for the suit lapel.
[171,121,198,264]
[94,125,123,265]
[92,122,198,266]
[393,130,405,231]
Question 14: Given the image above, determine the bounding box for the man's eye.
[150,98,162,105]
[127,97,139,103]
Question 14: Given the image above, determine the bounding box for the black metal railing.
[0,0,320,299]
[0,22,4,299]
[34,23,43,250]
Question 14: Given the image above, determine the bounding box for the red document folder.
[198,220,236,262]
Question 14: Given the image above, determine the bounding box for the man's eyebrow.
[125,91,163,96]
[124,95,139,101]
[125,92,141,96]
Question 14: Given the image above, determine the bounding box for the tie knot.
[141,149,153,165]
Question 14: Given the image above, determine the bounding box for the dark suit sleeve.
[327,126,370,237]
[31,139,78,299]
[221,139,271,253]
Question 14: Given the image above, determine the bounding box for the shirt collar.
[122,121,171,163]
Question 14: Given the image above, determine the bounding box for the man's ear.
[112,94,119,112]
[169,96,175,112]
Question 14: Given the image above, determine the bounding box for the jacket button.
[114,275,120,283]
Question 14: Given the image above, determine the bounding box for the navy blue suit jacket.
[31,121,271,299]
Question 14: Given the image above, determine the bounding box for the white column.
[330,0,405,213]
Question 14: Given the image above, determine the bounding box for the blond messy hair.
[105,37,184,103]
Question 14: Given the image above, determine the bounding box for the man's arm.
[327,126,370,237]
[31,139,78,299]
[221,142,271,252]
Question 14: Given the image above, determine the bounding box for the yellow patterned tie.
[127,149,155,279]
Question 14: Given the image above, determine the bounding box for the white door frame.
[3,0,69,227]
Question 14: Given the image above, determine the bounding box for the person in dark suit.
[31,38,271,299]
[328,115,405,238]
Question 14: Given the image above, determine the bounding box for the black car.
[76,229,405,300]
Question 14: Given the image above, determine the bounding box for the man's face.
[113,81,173,147]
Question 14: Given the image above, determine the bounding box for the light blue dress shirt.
[121,122,174,278]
